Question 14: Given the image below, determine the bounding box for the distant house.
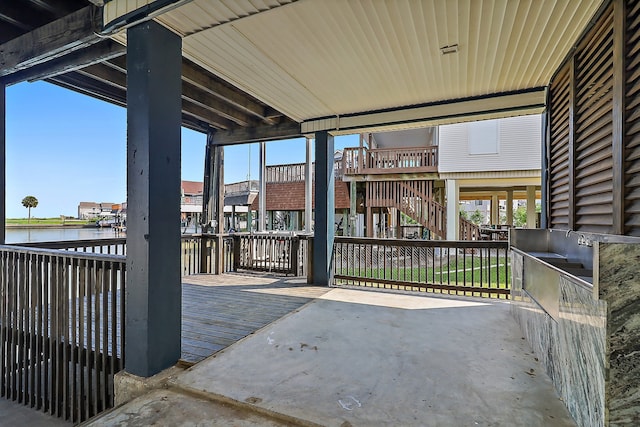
[181,180,204,226]
[77,202,116,219]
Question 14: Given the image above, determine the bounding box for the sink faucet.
[566,229,573,238]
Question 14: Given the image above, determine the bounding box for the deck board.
[180,273,329,364]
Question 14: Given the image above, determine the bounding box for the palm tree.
[21,195,38,223]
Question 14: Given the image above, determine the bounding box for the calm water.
[5,227,122,244]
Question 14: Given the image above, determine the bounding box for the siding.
[438,115,542,173]
[249,181,350,211]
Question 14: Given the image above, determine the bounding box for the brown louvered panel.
[548,62,571,229]
[574,5,614,233]
[626,0,640,235]
[549,62,571,228]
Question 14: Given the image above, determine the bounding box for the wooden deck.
[180,273,329,364]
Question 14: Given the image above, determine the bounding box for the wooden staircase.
[366,180,480,240]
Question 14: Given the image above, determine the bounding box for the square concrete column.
[0,84,5,244]
[125,21,182,377]
[526,186,537,228]
[490,194,499,225]
[313,131,335,286]
[446,179,459,240]
[506,190,514,226]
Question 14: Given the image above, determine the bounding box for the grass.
[6,218,94,225]
[335,255,510,289]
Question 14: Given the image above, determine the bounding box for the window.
[468,120,499,155]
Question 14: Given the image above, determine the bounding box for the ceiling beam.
[0,3,50,31]
[180,82,252,127]
[27,0,79,16]
[0,5,101,77]
[1,39,125,86]
[48,71,127,107]
[47,71,212,134]
[181,59,276,125]
[302,88,547,135]
[105,56,254,127]
[211,120,302,146]
[78,62,236,130]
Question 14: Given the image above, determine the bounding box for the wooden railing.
[333,237,510,298]
[231,233,306,276]
[0,245,126,423]
[17,238,127,256]
[343,146,438,175]
[225,180,259,194]
[17,236,222,277]
[459,217,482,241]
[265,163,308,183]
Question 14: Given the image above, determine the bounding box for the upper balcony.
[342,145,438,176]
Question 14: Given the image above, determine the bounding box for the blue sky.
[5,81,357,218]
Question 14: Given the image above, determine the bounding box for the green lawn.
[6,218,93,225]
[335,256,510,288]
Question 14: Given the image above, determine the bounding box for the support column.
[349,182,357,237]
[446,179,459,240]
[258,142,266,232]
[0,84,5,244]
[491,194,499,225]
[305,137,313,232]
[526,186,537,229]
[125,21,181,378]
[506,190,514,227]
[313,131,334,286]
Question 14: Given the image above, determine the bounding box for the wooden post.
[0,83,5,245]
[313,131,335,286]
[125,21,181,377]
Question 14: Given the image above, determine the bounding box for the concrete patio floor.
[87,285,576,427]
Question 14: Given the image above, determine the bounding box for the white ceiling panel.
[152,0,603,125]
[156,0,295,36]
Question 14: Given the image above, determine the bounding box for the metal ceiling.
[166,0,604,123]
[0,0,607,142]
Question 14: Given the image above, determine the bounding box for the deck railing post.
[306,237,314,284]
[232,235,241,272]
[199,235,210,274]
[290,237,300,276]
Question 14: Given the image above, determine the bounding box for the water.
[5,225,200,244]
[5,227,122,243]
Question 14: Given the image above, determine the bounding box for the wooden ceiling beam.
[181,82,252,127]
[77,62,126,90]
[48,71,127,107]
[211,120,302,146]
[79,62,235,130]
[105,56,256,127]
[181,58,277,125]
[0,5,101,77]
[0,3,50,31]
[27,0,79,17]
[1,39,125,86]
[48,71,214,134]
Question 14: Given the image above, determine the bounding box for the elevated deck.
[181,273,329,363]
